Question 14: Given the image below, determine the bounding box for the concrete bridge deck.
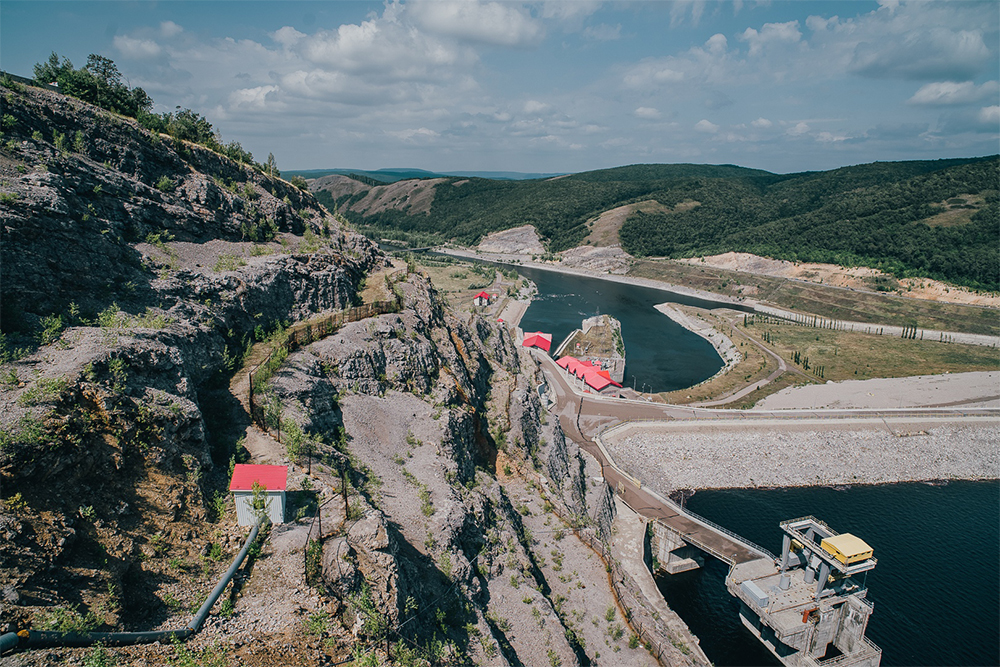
[535,349,776,565]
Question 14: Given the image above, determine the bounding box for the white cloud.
[908,81,999,107]
[113,35,162,59]
[740,21,802,57]
[539,1,602,22]
[787,122,810,136]
[272,26,306,49]
[634,107,661,119]
[523,100,550,114]
[805,15,838,33]
[816,131,848,143]
[387,127,440,142]
[408,0,544,47]
[670,0,706,28]
[694,119,719,133]
[229,85,278,109]
[160,21,183,38]
[297,18,466,80]
[849,28,991,81]
[583,23,622,41]
[979,106,1000,125]
[706,33,727,55]
[751,117,773,128]
[622,61,685,88]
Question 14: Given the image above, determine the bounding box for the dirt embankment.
[678,252,1000,307]
[477,224,545,255]
[349,178,445,216]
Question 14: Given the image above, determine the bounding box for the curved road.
[531,347,999,563]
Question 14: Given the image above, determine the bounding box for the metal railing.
[592,429,774,563]
[248,299,401,433]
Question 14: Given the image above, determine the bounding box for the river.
[504,261,998,667]
[513,264,742,392]
[657,481,1000,666]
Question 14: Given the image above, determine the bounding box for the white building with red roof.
[473,291,493,306]
[230,464,287,526]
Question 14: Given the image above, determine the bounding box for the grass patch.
[745,321,1000,382]
[213,253,247,272]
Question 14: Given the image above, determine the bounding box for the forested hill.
[314,156,999,291]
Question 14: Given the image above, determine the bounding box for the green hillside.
[318,157,999,290]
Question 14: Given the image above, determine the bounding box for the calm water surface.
[514,265,748,392]
[656,481,1000,667]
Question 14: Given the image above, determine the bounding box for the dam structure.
[651,511,882,667]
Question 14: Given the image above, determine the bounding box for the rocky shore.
[603,418,1000,492]
[653,304,741,381]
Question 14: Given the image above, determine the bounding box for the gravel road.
[756,371,1000,410]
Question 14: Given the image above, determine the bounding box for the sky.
[2,1,997,174]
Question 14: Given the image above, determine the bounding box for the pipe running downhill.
[0,518,265,655]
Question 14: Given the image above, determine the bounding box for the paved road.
[537,350,770,564]
[533,348,998,565]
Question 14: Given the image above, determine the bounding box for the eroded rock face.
[477,224,546,255]
[0,82,380,327]
[0,81,383,631]
[264,274,613,664]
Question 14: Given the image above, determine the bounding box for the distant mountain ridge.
[311,157,999,291]
[284,168,566,182]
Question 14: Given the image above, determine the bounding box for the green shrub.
[213,253,246,272]
[37,604,100,632]
[17,376,68,406]
[155,176,175,192]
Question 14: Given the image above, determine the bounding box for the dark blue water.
[656,481,1000,667]
[514,265,747,392]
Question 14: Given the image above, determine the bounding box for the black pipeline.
[0,518,265,655]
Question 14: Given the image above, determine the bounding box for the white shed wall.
[234,490,285,526]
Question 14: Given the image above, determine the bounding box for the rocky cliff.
[0,80,381,639]
[258,272,635,665]
[0,81,695,667]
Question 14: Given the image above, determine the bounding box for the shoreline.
[652,303,741,382]
[435,246,750,309]
[680,475,1000,495]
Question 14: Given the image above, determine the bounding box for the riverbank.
[435,247,749,309]
[653,304,741,382]
[602,417,1000,492]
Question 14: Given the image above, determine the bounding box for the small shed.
[821,533,874,565]
[230,464,287,526]
[473,291,492,306]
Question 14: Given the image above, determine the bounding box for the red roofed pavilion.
[522,332,553,352]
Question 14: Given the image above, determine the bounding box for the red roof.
[230,464,287,492]
[556,355,577,370]
[582,370,613,391]
[556,356,592,378]
[522,332,552,352]
[474,291,491,300]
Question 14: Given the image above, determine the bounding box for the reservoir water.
[656,481,1000,667]
[464,256,998,666]
[513,265,745,392]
